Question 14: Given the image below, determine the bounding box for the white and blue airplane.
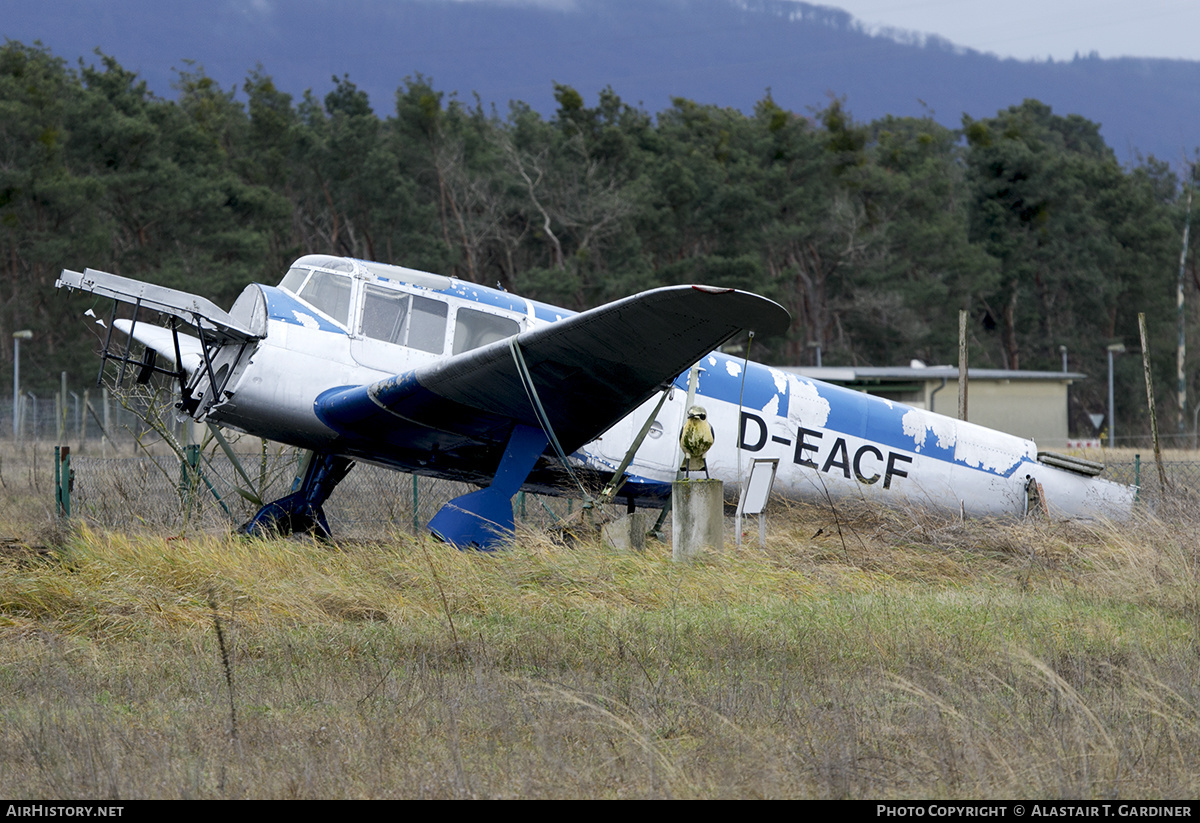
[56,254,1134,547]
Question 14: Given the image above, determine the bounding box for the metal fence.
[11,388,1200,449]
[56,448,1200,533]
[9,380,1200,535]
[3,385,628,537]
[5,390,177,445]
[1106,458,1200,503]
[61,447,613,537]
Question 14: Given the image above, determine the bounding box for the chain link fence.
[4,390,185,445]
[1105,459,1200,503]
[3,387,636,538]
[63,447,622,537]
[10,388,1200,450]
[56,449,1200,533]
[7,378,1200,534]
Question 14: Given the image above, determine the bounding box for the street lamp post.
[1060,345,1070,438]
[12,330,32,439]
[1107,342,1126,447]
[806,340,822,368]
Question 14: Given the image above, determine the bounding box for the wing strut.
[425,336,626,550]
[508,337,594,507]
[597,385,673,506]
[95,301,118,387]
[428,424,550,549]
[114,297,142,386]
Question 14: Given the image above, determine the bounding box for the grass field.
[2,443,1200,798]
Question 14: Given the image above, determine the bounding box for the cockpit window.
[293,254,356,273]
[298,270,352,327]
[453,308,520,354]
[278,267,310,294]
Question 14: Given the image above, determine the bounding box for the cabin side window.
[361,285,411,345]
[360,286,448,354]
[407,296,448,354]
[453,307,520,354]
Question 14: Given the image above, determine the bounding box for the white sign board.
[739,458,778,516]
[736,457,779,548]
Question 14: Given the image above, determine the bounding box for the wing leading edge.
[315,285,791,456]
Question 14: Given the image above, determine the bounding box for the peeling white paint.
[726,361,742,377]
[291,310,320,330]
[901,410,928,448]
[954,425,1035,474]
[708,356,717,366]
[770,368,788,395]
[901,409,957,452]
[899,408,1034,474]
[761,393,779,417]
[786,374,831,428]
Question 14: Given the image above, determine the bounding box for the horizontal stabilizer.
[1037,451,1106,477]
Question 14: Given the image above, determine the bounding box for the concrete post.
[602,512,649,551]
[672,478,723,561]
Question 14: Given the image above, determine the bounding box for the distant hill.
[5,0,1199,166]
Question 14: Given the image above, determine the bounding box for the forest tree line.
[1,41,1196,441]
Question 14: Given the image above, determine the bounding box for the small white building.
[782,366,1083,447]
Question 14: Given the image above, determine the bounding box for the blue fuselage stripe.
[684,352,1029,478]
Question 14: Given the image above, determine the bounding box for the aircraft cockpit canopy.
[276,255,522,356]
[279,256,361,326]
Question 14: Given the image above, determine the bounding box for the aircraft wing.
[316,285,790,455]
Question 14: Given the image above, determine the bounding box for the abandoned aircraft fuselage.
[57,254,1135,545]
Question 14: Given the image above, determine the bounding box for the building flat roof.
[782,366,1087,383]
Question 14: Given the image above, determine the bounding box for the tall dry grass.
[3,456,1200,797]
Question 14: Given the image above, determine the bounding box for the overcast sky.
[821,0,1200,61]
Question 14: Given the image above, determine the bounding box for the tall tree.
[837,114,995,366]
[0,43,106,386]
